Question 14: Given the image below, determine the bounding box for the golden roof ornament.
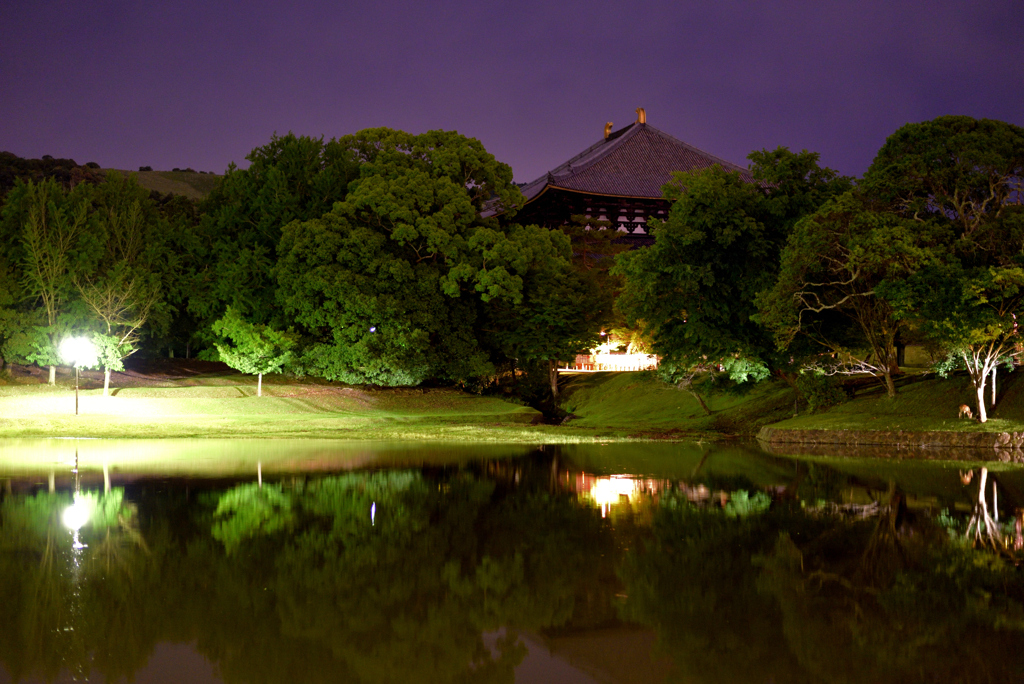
[604,122,614,139]
[636,107,646,124]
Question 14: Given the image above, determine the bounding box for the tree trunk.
[991,365,997,408]
[258,372,263,398]
[883,370,896,398]
[48,365,56,385]
[774,369,804,409]
[103,367,111,397]
[686,387,712,416]
[976,382,988,423]
[548,361,559,401]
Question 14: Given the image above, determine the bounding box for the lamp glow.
[60,336,98,368]
[62,495,92,531]
[59,336,97,415]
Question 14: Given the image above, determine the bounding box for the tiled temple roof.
[518,122,755,203]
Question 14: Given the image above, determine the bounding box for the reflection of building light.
[62,494,92,531]
[590,476,638,517]
[582,475,669,518]
[590,476,637,505]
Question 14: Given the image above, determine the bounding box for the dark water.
[1,439,1023,684]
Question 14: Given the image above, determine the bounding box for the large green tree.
[0,178,97,383]
[756,192,943,397]
[614,148,850,387]
[478,224,611,399]
[197,132,361,327]
[276,127,591,387]
[864,116,1024,419]
[77,172,169,394]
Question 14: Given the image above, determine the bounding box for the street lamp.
[60,336,97,415]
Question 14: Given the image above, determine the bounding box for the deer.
[959,404,973,420]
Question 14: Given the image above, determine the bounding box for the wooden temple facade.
[509,108,755,245]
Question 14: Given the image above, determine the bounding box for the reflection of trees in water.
[0,488,158,683]
[2,457,1024,684]
[620,488,1024,684]
[196,470,617,683]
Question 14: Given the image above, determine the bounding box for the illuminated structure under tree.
[506,109,756,373]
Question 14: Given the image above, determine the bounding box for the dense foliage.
[616,117,1024,419]
[2,116,1021,413]
[0,132,607,395]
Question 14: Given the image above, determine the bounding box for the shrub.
[796,372,847,412]
[139,165,153,172]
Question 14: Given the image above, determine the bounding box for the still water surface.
[1,438,1023,683]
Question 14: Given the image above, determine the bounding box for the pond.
[1,438,1023,683]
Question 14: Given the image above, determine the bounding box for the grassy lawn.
[4,362,1024,443]
[557,370,797,437]
[0,369,565,441]
[768,370,1024,434]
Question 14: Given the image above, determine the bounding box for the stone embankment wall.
[757,427,1024,462]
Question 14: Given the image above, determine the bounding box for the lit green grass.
[558,371,796,436]
[768,371,1024,434]
[0,377,560,441]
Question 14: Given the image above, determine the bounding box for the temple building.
[511,108,755,244]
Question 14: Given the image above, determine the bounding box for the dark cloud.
[1,0,1020,180]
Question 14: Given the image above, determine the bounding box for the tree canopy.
[276,127,598,386]
[614,148,850,380]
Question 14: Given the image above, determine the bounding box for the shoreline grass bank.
[3,363,1024,446]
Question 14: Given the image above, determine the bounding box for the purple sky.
[2,0,1021,183]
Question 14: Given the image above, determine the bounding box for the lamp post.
[59,336,97,416]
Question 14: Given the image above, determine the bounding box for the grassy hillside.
[768,369,1024,433]
[558,371,797,437]
[108,169,221,199]
[558,368,1024,438]
[5,361,1023,442]
[0,364,547,441]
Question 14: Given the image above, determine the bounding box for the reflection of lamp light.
[62,494,92,531]
[60,336,97,416]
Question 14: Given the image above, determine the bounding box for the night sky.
[2,0,1021,183]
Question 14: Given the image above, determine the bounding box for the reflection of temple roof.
[519,122,755,203]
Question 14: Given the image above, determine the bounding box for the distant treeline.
[1,117,1022,417]
[0,151,106,201]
